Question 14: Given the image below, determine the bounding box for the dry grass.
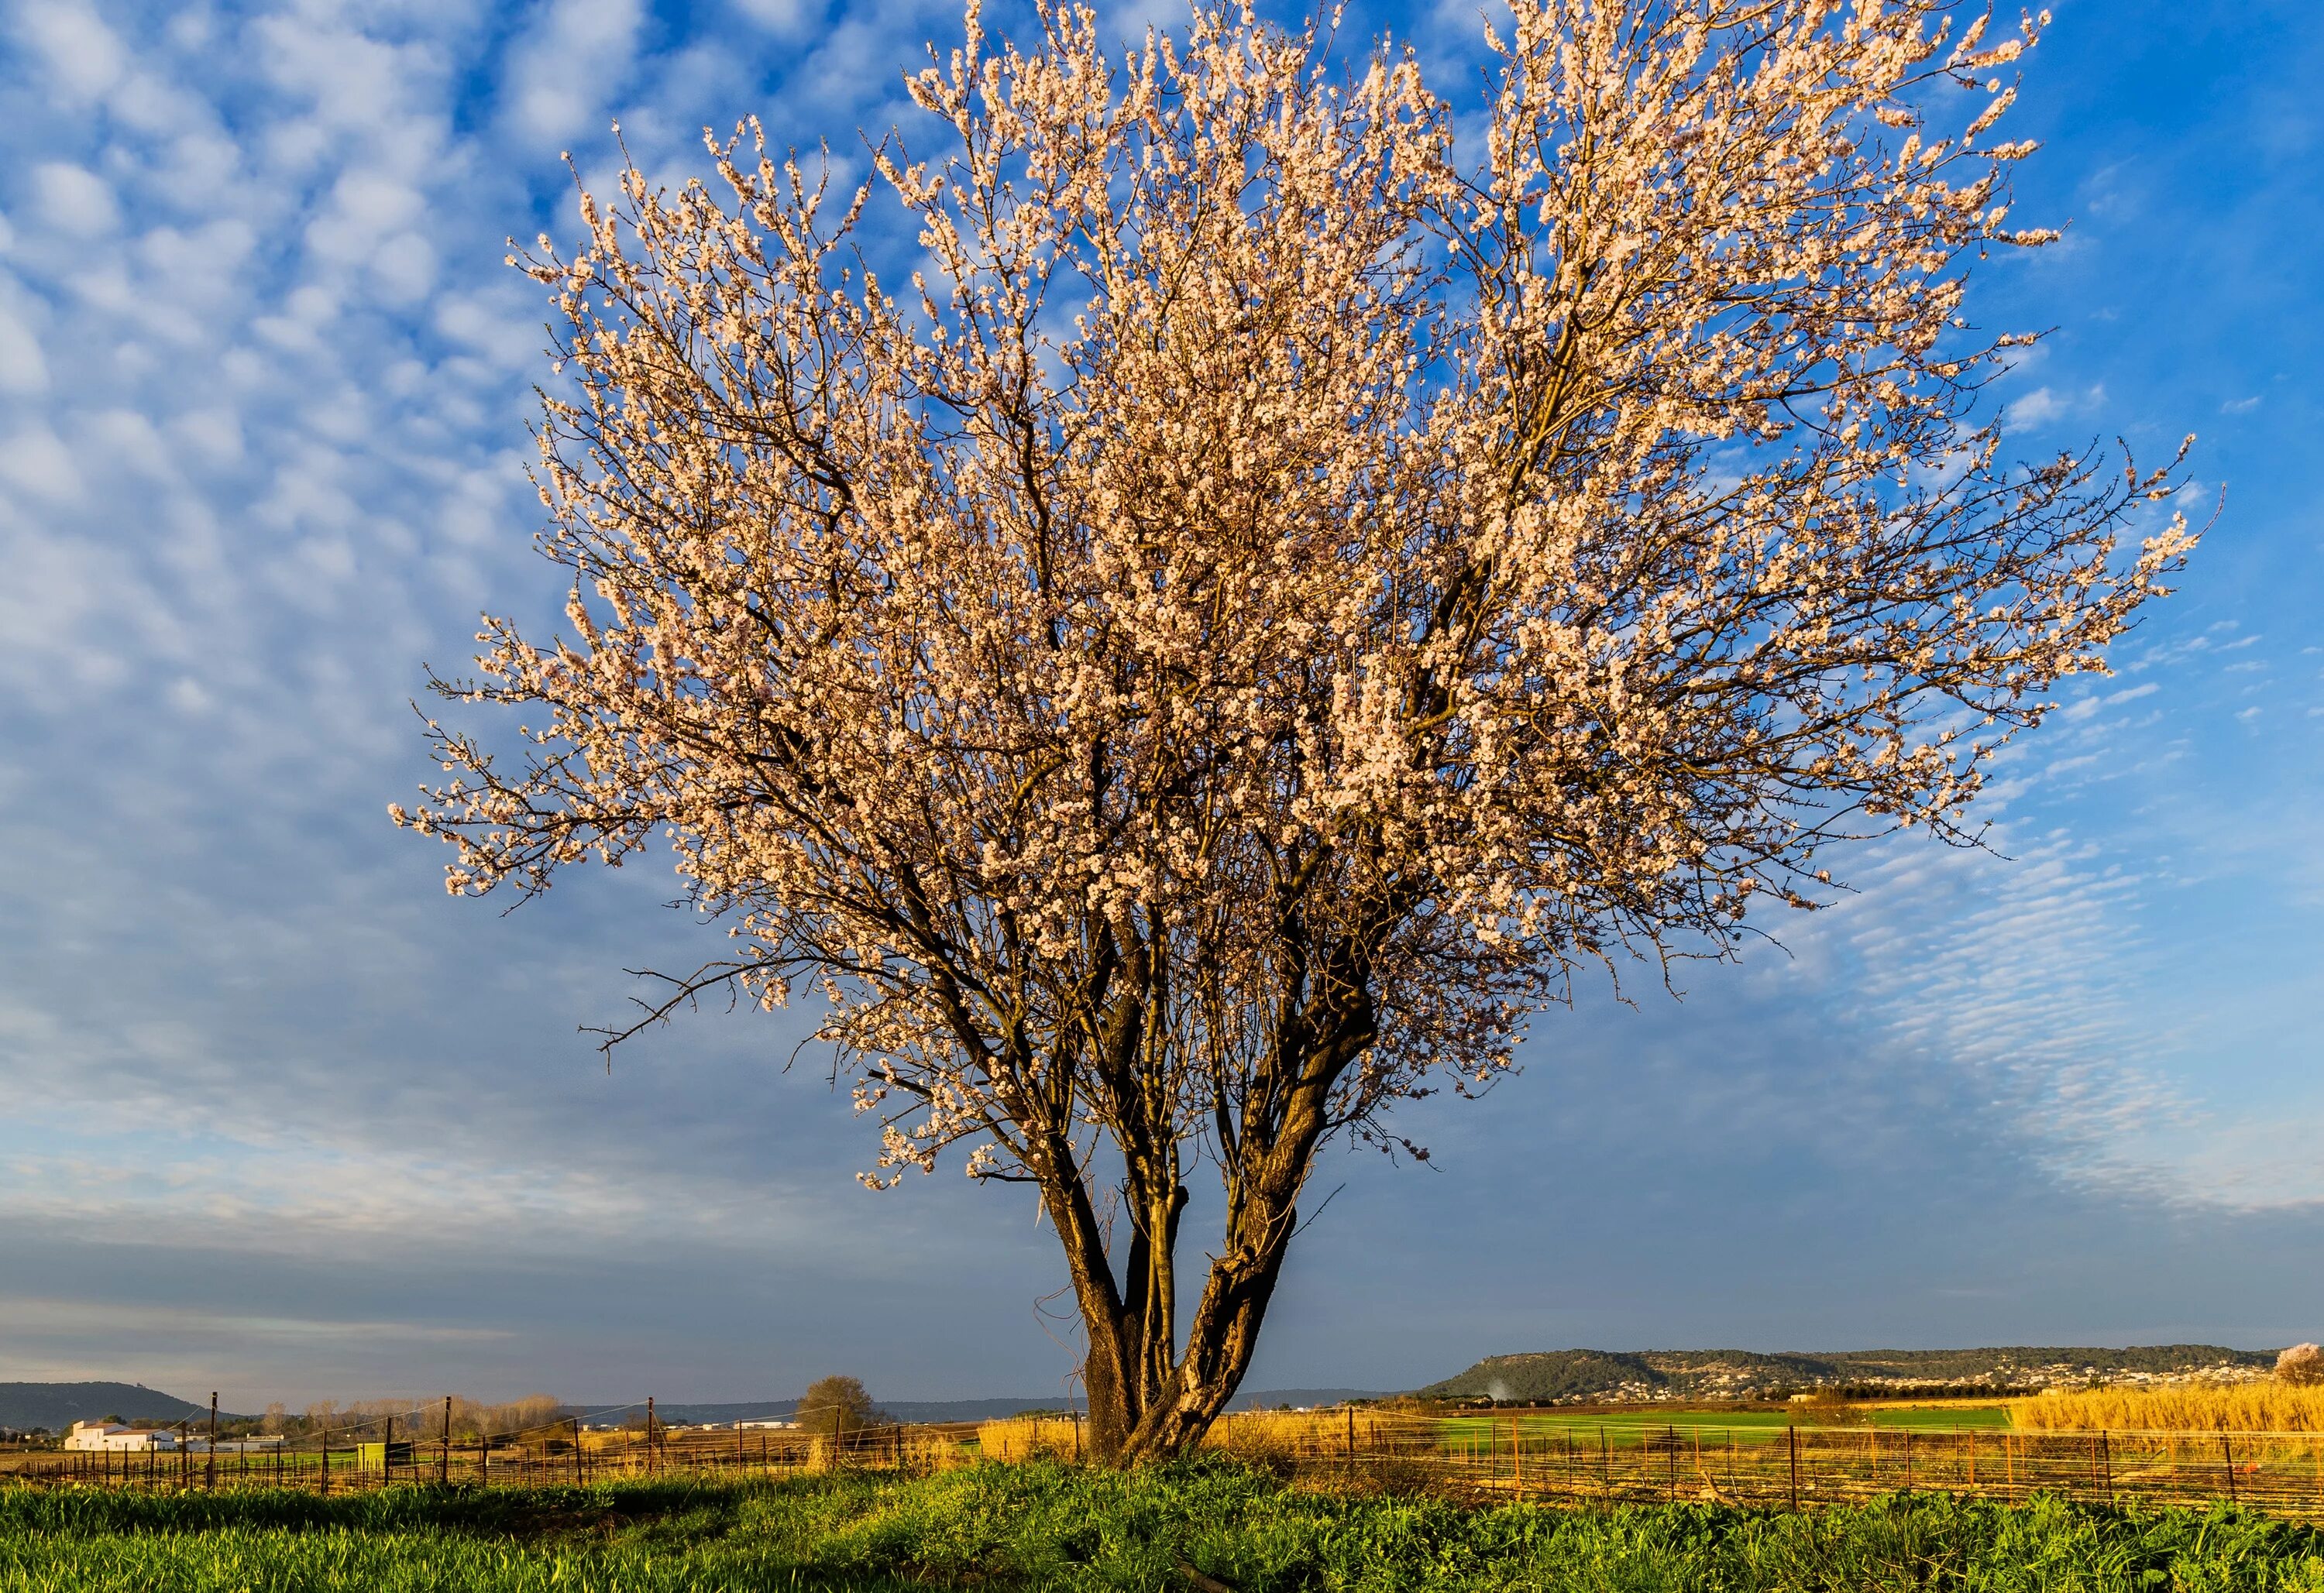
[1205,1409,1440,1462]
[975,1409,1411,1465]
[2009,1385,2324,1433]
[974,1417,1083,1464]
[902,1430,971,1472]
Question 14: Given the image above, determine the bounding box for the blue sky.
[0,0,2318,1413]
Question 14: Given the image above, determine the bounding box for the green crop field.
[1435,1403,2013,1449]
[4,1462,2324,1591]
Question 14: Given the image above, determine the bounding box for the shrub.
[2275,1344,2323,1387]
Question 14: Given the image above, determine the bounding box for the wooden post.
[2223,1435,2237,1505]
[1666,1424,1676,1502]
[441,1397,452,1487]
[1346,1406,1355,1464]
[2100,1431,2112,1502]
[1600,1426,1609,1500]
[647,1398,656,1476]
[573,1418,583,1485]
[1511,1413,1523,1500]
[208,1393,218,1491]
[321,1431,330,1495]
[1968,1430,1975,1489]
[1788,1423,1800,1510]
[1904,1428,1913,1493]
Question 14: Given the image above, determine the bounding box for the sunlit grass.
[6,1462,2324,1591]
[2013,1385,2324,1433]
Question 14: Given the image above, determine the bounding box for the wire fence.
[0,1397,926,1495]
[1202,1410,2324,1518]
[11,1404,2324,1519]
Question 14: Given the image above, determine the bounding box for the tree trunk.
[1054,1052,1349,1461]
[1065,1186,1298,1464]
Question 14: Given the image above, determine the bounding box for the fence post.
[1666,1424,1676,1502]
[1788,1423,1800,1511]
[573,1418,583,1486]
[321,1430,330,1495]
[2223,1435,2237,1505]
[2101,1431,2113,1502]
[208,1393,218,1491]
[441,1397,452,1487]
[647,1398,656,1476]
[1512,1413,1523,1501]
[1600,1426,1609,1502]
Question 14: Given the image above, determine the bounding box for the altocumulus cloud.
[0,0,2320,1409]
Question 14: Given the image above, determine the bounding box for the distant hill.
[1417,1346,2280,1404]
[0,1382,218,1432]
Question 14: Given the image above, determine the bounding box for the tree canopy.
[796,1376,884,1440]
[399,0,2194,1460]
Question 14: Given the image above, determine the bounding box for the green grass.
[1865,1406,2016,1431]
[4,1462,2323,1591]
[1436,1404,2011,1449]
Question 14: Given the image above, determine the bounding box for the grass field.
[2013,1387,2324,1434]
[1433,1403,2013,1447]
[5,1463,2324,1591]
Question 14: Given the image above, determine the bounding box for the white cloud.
[729,0,822,34]
[0,424,84,500]
[13,0,126,101]
[0,299,48,393]
[29,161,122,237]
[504,0,645,144]
[370,231,438,304]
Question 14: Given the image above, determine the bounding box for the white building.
[63,1421,178,1452]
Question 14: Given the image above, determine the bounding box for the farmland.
[6,1464,2324,1591]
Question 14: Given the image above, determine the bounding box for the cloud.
[0,425,83,500]
[2007,382,2106,430]
[0,0,2317,1407]
[0,297,48,393]
[503,0,646,144]
[12,0,125,101]
[29,161,120,236]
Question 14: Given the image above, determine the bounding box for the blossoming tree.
[397,0,2194,1460]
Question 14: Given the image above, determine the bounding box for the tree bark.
[1054,980,1373,1463]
